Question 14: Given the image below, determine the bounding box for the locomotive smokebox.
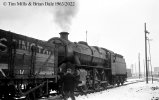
[59,32,69,40]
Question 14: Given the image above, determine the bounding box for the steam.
[0,0,79,32]
[53,0,79,31]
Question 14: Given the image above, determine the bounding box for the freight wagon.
[0,29,58,99]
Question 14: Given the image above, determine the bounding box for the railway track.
[39,79,146,100]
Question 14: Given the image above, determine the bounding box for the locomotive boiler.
[48,32,110,67]
[48,32,127,90]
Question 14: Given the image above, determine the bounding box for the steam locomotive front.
[48,32,74,65]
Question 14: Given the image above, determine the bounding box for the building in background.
[154,67,159,76]
[127,69,132,77]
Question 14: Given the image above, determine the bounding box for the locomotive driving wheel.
[25,92,35,100]
[101,71,108,89]
[94,84,98,91]
[76,83,89,95]
[81,84,88,93]
[101,81,108,89]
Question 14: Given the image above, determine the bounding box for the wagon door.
[11,34,36,78]
[34,41,58,78]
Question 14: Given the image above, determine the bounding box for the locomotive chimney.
[59,32,69,40]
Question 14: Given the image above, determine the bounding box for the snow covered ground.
[45,78,159,100]
[74,80,159,100]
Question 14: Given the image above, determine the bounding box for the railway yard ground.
[39,77,159,100]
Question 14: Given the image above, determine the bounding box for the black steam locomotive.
[0,29,127,100]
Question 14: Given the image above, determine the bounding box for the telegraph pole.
[147,57,150,76]
[145,23,149,84]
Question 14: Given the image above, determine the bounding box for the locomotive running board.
[77,65,111,69]
[100,81,108,84]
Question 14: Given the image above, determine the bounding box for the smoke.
[0,0,79,32]
[53,0,79,31]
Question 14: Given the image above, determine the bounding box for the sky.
[0,0,159,74]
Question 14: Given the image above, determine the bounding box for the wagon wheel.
[101,73,108,89]
[117,81,120,87]
[120,79,124,85]
[94,82,101,91]
[35,86,43,98]
[81,84,88,93]
[77,84,88,95]
[120,77,124,85]
[25,94,31,100]
[25,92,35,100]
[101,82,108,89]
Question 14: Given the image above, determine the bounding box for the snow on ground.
[46,78,159,100]
[125,77,144,83]
[74,80,159,100]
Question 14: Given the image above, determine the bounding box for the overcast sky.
[0,0,159,73]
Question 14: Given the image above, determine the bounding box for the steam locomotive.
[0,29,127,100]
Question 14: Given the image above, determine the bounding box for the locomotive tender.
[0,29,127,100]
